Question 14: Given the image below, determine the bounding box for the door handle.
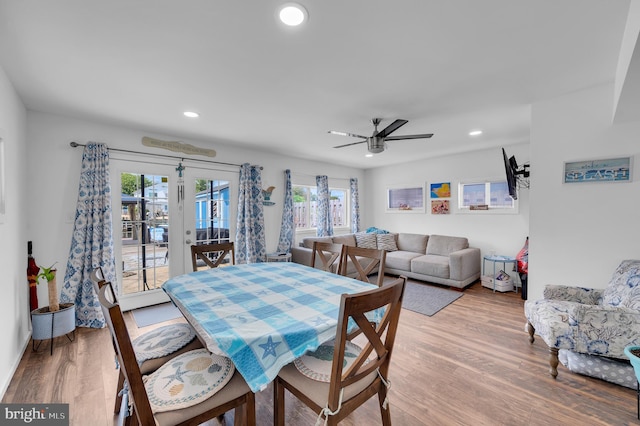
[186,239,192,244]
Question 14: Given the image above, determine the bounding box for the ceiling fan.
[329,118,434,154]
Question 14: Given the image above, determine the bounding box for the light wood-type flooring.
[2,281,638,425]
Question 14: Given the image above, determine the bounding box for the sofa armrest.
[449,247,481,281]
[291,246,313,267]
[543,285,603,304]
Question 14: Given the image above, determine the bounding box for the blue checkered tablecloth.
[162,262,380,392]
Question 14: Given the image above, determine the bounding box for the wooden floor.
[3,281,638,425]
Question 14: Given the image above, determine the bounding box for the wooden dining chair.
[97,282,256,426]
[339,245,387,287]
[310,241,343,273]
[190,242,235,272]
[274,275,407,426]
[90,268,202,416]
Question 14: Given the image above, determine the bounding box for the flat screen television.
[502,147,518,200]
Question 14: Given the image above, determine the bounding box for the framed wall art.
[430,182,451,198]
[431,200,450,215]
[563,157,632,183]
[386,185,425,213]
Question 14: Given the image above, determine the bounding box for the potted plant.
[31,262,75,354]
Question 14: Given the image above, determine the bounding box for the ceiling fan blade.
[333,140,368,149]
[376,119,408,138]
[328,130,368,139]
[384,133,434,141]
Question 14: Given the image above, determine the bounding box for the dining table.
[161,261,381,393]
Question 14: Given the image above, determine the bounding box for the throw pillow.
[376,233,398,251]
[355,233,377,249]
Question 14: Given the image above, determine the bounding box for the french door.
[111,158,237,310]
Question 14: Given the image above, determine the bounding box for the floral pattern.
[235,163,266,263]
[525,260,640,361]
[60,143,117,328]
[316,175,333,237]
[277,169,294,253]
[350,178,360,233]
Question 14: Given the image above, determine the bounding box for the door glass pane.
[120,172,170,294]
[193,179,232,270]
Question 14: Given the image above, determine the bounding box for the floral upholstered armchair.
[524,259,640,378]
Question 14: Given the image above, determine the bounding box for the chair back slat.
[339,245,386,287]
[97,283,156,423]
[310,241,343,272]
[327,275,406,412]
[191,242,235,272]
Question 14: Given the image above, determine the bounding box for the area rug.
[131,302,183,328]
[380,276,463,316]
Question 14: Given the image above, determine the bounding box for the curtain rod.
[69,141,262,169]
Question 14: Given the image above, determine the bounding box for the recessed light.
[469,130,483,136]
[184,111,199,118]
[278,3,308,26]
[365,154,374,158]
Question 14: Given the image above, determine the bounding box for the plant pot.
[31,302,76,355]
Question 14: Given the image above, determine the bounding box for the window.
[459,181,515,209]
[293,184,349,230]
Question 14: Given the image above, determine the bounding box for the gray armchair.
[524,259,640,379]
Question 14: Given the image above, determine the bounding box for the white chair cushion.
[132,323,196,363]
[145,348,235,413]
[294,340,362,382]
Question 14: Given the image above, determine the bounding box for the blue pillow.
[365,227,389,234]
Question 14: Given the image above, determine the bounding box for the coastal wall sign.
[563,156,632,183]
[142,137,217,158]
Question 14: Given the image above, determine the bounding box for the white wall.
[364,144,530,262]
[529,82,640,300]
[0,66,29,397]
[25,111,365,306]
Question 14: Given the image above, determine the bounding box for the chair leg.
[526,321,535,344]
[114,369,125,413]
[549,347,559,378]
[378,388,392,426]
[274,379,285,426]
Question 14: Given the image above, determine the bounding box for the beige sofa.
[291,232,481,289]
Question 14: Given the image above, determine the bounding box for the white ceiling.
[0,1,633,168]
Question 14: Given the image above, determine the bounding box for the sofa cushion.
[332,234,356,247]
[355,233,377,249]
[602,259,640,309]
[301,236,333,249]
[376,233,398,251]
[426,235,468,256]
[396,233,428,254]
[411,254,450,279]
[386,250,423,271]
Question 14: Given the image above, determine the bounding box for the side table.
[482,255,518,293]
[267,252,292,262]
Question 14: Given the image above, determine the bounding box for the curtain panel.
[277,169,294,253]
[350,177,360,233]
[316,175,333,237]
[60,143,117,328]
[235,163,267,263]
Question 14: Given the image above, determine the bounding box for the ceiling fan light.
[469,129,483,136]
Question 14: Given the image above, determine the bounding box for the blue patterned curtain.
[350,178,360,233]
[235,163,266,263]
[60,143,117,328]
[316,175,333,237]
[277,169,294,253]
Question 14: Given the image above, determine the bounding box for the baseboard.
[0,331,31,400]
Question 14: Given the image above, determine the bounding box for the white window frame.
[458,180,518,213]
[292,183,350,233]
